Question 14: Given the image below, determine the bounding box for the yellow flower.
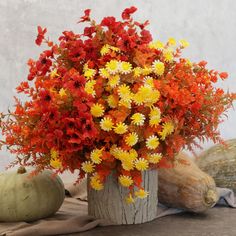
[149,40,164,50]
[126,193,135,204]
[146,135,159,150]
[159,121,174,140]
[100,44,110,55]
[125,132,138,146]
[85,80,96,97]
[107,95,118,108]
[149,107,161,127]
[50,148,62,169]
[133,67,143,77]
[100,117,114,131]
[90,174,104,190]
[59,88,67,97]
[117,84,131,100]
[133,92,144,106]
[168,37,176,46]
[119,175,133,187]
[90,149,103,164]
[135,189,149,199]
[148,153,162,164]
[108,75,120,88]
[120,61,132,74]
[110,46,120,52]
[135,158,149,171]
[163,49,174,63]
[142,66,152,75]
[50,69,59,78]
[144,76,154,87]
[152,60,165,76]
[122,160,134,171]
[179,39,189,48]
[129,149,138,161]
[131,113,145,126]
[99,68,110,78]
[50,148,58,159]
[90,103,104,117]
[84,69,96,79]
[114,122,128,134]
[106,60,119,74]
[81,161,95,173]
[119,99,132,109]
[50,158,62,169]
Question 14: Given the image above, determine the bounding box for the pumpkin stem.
[17,166,27,174]
[204,189,218,206]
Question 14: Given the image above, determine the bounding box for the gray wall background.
[0,0,235,173]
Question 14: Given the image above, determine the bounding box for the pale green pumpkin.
[0,166,65,222]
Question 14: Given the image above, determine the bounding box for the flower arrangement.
[0,7,235,203]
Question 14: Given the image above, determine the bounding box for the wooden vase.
[87,170,158,224]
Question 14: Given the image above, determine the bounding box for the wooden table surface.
[66,206,236,236]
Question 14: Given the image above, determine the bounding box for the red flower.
[121,6,137,20]
[78,9,91,23]
[35,26,47,46]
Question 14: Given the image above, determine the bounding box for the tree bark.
[87,170,158,225]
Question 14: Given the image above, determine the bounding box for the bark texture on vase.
[88,170,158,225]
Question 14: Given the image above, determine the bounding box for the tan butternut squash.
[158,153,218,212]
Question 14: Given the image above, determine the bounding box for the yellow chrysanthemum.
[133,92,144,106]
[148,153,162,164]
[110,46,120,52]
[90,149,103,164]
[146,135,159,150]
[81,161,95,173]
[152,60,165,76]
[133,67,143,77]
[108,75,120,88]
[168,37,176,46]
[100,44,110,55]
[106,60,119,74]
[120,61,132,74]
[135,158,149,171]
[144,76,154,87]
[85,80,96,97]
[84,69,96,79]
[50,148,61,169]
[50,148,58,159]
[125,132,138,146]
[110,145,124,159]
[179,39,189,48]
[149,40,164,50]
[129,149,138,161]
[50,158,62,169]
[107,95,118,108]
[142,66,152,75]
[117,84,131,100]
[90,174,104,190]
[126,193,135,204]
[99,68,110,78]
[59,88,67,97]
[122,160,134,171]
[90,103,104,117]
[50,69,59,78]
[119,99,132,109]
[135,189,149,199]
[159,121,174,140]
[114,122,128,134]
[100,117,114,131]
[163,49,174,63]
[149,107,161,127]
[119,175,133,187]
[131,113,145,126]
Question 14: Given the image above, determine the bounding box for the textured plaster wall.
[0,0,235,172]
